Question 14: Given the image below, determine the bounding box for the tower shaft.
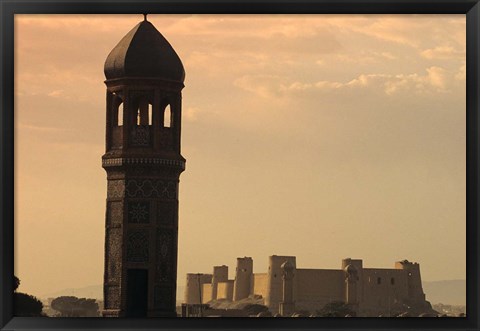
[101,18,186,317]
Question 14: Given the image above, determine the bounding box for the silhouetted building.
[102,16,186,317]
[185,256,435,317]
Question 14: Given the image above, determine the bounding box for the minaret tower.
[101,16,185,317]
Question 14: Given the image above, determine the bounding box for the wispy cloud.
[18,123,71,133]
[47,90,64,98]
[421,46,465,60]
[234,66,455,100]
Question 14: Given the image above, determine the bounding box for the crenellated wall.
[184,273,212,304]
[252,273,268,300]
[184,256,431,317]
[217,280,235,300]
[212,265,229,300]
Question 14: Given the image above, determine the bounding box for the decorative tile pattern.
[107,201,123,226]
[156,229,175,282]
[107,180,125,199]
[126,179,177,199]
[106,228,122,283]
[126,231,149,262]
[130,125,150,146]
[105,285,121,309]
[128,201,150,223]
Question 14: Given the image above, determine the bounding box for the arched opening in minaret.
[148,103,153,125]
[112,93,124,127]
[118,103,124,126]
[164,105,172,128]
[136,109,141,126]
[134,96,153,126]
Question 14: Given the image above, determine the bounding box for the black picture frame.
[1,1,478,330]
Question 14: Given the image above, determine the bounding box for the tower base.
[102,309,122,317]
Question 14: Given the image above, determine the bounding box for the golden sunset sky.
[14,14,466,298]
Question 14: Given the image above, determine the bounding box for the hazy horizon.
[14,14,466,298]
[37,279,467,307]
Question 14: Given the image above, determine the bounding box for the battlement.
[184,255,430,316]
[341,258,363,270]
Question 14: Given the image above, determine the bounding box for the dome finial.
[104,16,185,82]
[143,13,148,21]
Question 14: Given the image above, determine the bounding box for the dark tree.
[13,275,44,317]
[317,301,356,317]
[51,296,99,317]
[14,293,43,317]
[13,275,20,291]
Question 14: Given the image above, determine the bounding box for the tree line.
[14,276,100,317]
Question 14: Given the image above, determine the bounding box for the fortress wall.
[202,283,213,303]
[252,273,268,299]
[217,280,235,300]
[361,268,408,313]
[184,273,212,304]
[295,269,344,312]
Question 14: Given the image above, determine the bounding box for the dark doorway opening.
[126,269,148,317]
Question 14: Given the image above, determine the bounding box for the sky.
[14,14,466,298]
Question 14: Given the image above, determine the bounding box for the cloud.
[330,67,449,94]
[455,62,466,81]
[326,16,423,47]
[18,123,70,133]
[184,107,202,121]
[235,66,453,100]
[47,90,64,98]
[234,74,287,98]
[421,46,465,59]
[425,66,447,89]
[380,52,397,60]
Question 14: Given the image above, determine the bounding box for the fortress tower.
[233,257,253,301]
[102,16,185,317]
[212,265,229,300]
[265,255,296,312]
[395,260,426,302]
[184,273,213,305]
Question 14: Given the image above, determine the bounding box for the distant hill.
[423,280,466,306]
[40,281,465,306]
[41,284,186,302]
[41,285,103,300]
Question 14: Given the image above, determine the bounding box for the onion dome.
[104,17,185,82]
